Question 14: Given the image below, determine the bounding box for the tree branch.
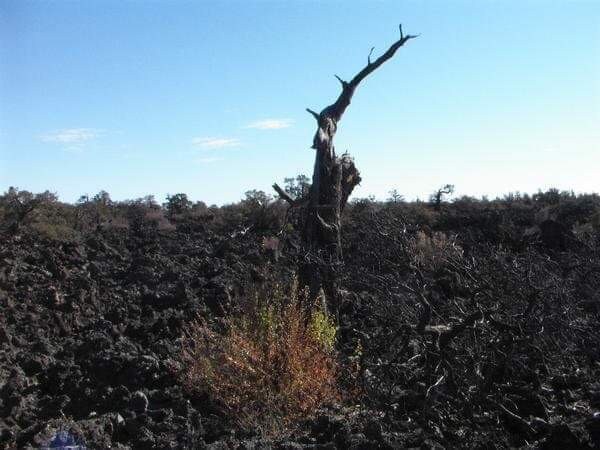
[306,108,320,121]
[334,74,347,87]
[322,25,418,122]
[437,310,483,349]
[272,183,296,205]
[350,30,418,89]
[367,46,375,65]
[316,213,336,232]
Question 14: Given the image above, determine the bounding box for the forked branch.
[323,25,418,123]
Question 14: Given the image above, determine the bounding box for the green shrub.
[308,308,337,352]
[180,280,340,434]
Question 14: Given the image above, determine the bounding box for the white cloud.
[41,128,102,144]
[244,119,294,130]
[191,137,241,149]
[195,157,223,164]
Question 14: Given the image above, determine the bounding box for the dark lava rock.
[364,419,383,441]
[206,441,231,450]
[276,442,304,450]
[588,386,600,409]
[421,438,446,450]
[344,433,378,450]
[204,414,232,443]
[311,414,347,443]
[541,424,581,450]
[510,393,548,420]
[2,197,599,449]
[130,391,149,413]
[390,388,423,411]
[586,412,600,447]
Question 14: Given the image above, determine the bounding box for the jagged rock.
[586,412,600,447]
[364,420,383,441]
[541,424,581,449]
[130,391,149,413]
[1,191,598,449]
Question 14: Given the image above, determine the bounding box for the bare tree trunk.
[274,25,417,315]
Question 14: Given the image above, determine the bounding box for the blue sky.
[1,0,598,205]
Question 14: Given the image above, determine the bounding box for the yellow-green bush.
[308,308,337,352]
[180,280,340,433]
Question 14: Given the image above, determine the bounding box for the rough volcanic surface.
[1,192,599,449]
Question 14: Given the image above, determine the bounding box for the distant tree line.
[1,183,599,243]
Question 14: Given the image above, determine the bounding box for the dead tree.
[274,25,418,314]
[430,184,455,211]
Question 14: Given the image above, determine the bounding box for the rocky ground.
[1,195,599,449]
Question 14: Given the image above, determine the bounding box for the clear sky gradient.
[1,0,599,205]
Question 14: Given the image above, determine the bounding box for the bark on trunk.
[274,26,417,315]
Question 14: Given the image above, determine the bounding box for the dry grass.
[180,281,340,433]
[409,230,463,270]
